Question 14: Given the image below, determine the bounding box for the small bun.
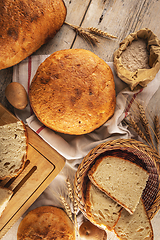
[79,220,107,240]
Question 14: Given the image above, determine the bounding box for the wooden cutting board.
[0,104,65,239]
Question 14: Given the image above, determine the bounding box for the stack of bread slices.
[85,155,153,240]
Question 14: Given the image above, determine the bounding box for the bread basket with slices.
[74,138,160,239]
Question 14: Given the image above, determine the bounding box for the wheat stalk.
[64,22,117,46]
[129,117,151,145]
[65,22,99,46]
[154,116,160,142]
[88,27,117,39]
[66,178,78,217]
[138,104,156,150]
[66,178,80,240]
[60,195,74,223]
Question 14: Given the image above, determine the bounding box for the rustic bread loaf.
[0,121,27,179]
[0,0,67,70]
[29,49,116,135]
[88,156,149,214]
[17,206,75,240]
[114,198,153,240]
[0,187,13,217]
[85,181,122,231]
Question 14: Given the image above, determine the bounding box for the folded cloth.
[6,55,159,240]
[13,55,160,160]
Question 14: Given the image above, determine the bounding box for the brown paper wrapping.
[113,28,160,90]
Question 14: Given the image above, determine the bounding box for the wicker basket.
[74,138,160,220]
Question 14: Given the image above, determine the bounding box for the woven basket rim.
[74,138,160,220]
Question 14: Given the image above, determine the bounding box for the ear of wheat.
[64,22,117,46]
[138,104,156,150]
[65,177,80,240]
[88,27,117,39]
[124,99,160,162]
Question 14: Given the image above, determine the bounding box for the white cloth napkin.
[3,55,159,240]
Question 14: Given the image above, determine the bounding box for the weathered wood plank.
[35,0,92,55]
[72,0,160,62]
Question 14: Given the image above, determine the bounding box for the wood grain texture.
[72,0,160,61]
[0,0,160,101]
[0,104,65,239]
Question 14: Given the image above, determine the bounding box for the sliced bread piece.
[0,187,13,217]
[0,121,27,179]
[88,156,149,214]
[114,198,153,240]
[86,180,122,231]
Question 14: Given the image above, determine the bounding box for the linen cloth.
[2,55,160,239]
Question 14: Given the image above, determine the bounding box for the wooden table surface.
[0,0,160,239]
[1,0,160,112]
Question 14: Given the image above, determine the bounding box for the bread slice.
[0,121,27,179]
[0,187,13,217]
[86,180,122,231]
[88,156,149,214]
[114,198,153,240]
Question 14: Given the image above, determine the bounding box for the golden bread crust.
[17,206,75,240]
[29,49,116,135]
[0,0,67,70]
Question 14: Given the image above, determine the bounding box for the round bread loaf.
[17,206,75,240]
[0,0,67,70]
[29,49,116,135]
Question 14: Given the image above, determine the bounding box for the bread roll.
[17,206,75,240]
[29,49,116,135]
[88,156,149,214]
[0,0,67,70]
[0,187,13,217]
[0,121,27,179]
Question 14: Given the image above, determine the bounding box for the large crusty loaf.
[88,156,149,214]
[0,121,27,179]
[85,180,122,231]
[114,198,153,240]
[29,49,116,135]
[0,187,13,217]
[17,206,75,240]
[0,0,66,70]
